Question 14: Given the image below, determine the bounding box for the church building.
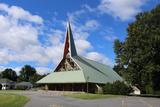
[37,23,123,93]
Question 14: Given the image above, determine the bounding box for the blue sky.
[0,0,159,74]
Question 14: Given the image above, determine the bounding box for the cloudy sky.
[0,0,159,74]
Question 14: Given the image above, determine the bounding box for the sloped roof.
[16,82,33,86]
[37,70,86,84]
[37,55,123,84]
[37,22,123,84]
[73,56,123,83]
[0,78,13,84]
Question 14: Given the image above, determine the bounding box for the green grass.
[0,93,29,107]
[0,90,24,92]
[64,93,120,100]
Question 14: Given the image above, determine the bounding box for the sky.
[0,0,159,74]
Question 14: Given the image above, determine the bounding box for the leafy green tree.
[114,5,160,94]
[1,68,17,81]
[18,65,46,84]
[18,65,36,82]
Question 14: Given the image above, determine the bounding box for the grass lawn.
[64,93,120,100]
[0,90,24,93]
[0,93,29,107]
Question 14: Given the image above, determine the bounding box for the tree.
[114,5,160,94]
[18,65,45,84]
[113,39,125,76]
[18,65,36,82]
[1,68,17,81]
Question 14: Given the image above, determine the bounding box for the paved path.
[1,91,160,107]
[24,91,160,107]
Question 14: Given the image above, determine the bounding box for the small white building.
[0,78,15,90]
[131,86,141,95]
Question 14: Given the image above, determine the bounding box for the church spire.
[63,22,77,58]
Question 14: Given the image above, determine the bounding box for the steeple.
[63,22,77,58]
[55,22,80,72]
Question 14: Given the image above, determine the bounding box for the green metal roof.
[37,70,86,84]
[37,56,123,84]
[73,56,123,83]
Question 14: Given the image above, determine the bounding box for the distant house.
[0,78,15,90]
[15,82,33,90]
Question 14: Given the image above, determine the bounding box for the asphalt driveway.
[23,91,160,107]
[1,91,160,107]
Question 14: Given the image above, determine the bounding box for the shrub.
[103,81,132,95]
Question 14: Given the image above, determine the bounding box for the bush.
[103,81,132,95]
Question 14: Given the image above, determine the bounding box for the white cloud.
[98,0,147,21]
[85,20,99,30]
[36,67,52,75]
[45,44,64,65]
[0,49,10,64]
[14,46,49,64]
[86,52,113,66]
[0,3,46,65]
[49,29,64,45]
[101,27,118,42]
[0,3,114,74]
[75,39,92,55]
[0,3,43,24]
[0,17,39,51]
